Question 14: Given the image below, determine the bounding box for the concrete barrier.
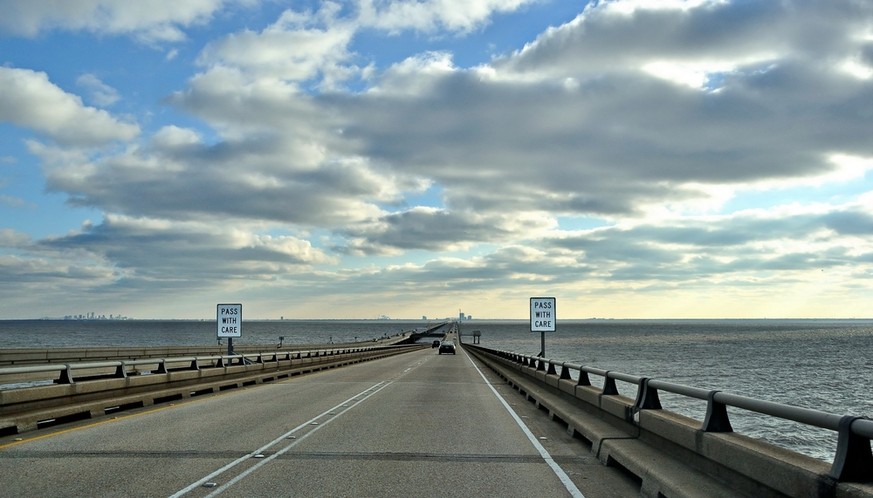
[0,335,411,366]
[464,344,873,498]
[0,344,425,435]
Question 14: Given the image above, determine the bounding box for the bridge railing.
[0,344,425,435]
[0,347,378,387]
[479,346,873,483]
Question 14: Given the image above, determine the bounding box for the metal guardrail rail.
[0,346,384,386]
[0,344,425,435]
[472,345,873,484]
[0,334,415,367]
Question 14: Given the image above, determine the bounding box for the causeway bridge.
[1,324,871,497]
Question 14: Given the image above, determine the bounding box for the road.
[0,339,638,497]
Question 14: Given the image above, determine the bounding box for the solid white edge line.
[464,349,586,498]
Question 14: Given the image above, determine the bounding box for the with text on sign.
[217,303,242,338]
[530,297,556,332]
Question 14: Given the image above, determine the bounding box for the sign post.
[217,303,242,356]
[530,297,556,357]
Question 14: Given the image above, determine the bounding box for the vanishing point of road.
[1,340,639,497]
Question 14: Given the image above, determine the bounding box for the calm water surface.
[0,319,422,348]
[2,318,871,462]
[467,319,873,462]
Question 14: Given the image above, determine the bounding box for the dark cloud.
[340,208,516,253]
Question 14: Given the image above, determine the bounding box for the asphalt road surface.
[0,339,638,497]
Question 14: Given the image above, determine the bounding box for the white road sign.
[217,303,242,338]
[530,297,556,332]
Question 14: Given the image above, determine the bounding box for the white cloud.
[0,228,32,247]
[76,73,121,106]
[197,11,357,86]
[0,194,32,209]
[150,125,202,149]
[370,51,457,94]
[358,0,537,33]
[0,0,239,42]
[0,67,139,146]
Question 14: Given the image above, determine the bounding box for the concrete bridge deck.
[2,335,872,497]
[0,337,633,497]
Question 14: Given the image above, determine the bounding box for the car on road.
[432,340,441,348]
[438,341,456,355]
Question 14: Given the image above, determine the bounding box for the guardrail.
[465,344,873,497]
[0,334,414,367]
[0,347,382,386]
[0,344,424,435]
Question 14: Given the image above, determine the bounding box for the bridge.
[1,327,871,497]
[401,321,453,342]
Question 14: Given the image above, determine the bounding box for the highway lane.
[0,340,638,497]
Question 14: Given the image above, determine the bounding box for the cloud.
[30,1,873,255]
[340,207,505,254]
[357,0,537,34]
[330,0,873,224]
[0,0,240,42]
[197,7,358,88]
[0,194,32,209]
[32,126,401,227]
[0,228,32,248]
[40,214,336,280]
[547,204,873,283]
[76,73,121,106]
[0,67,139,146]
[4,0,873,318]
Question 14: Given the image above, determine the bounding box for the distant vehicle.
[432,340,441,348]
[438,341,456,355]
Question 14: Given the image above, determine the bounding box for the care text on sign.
[217,303,242,338]
[530,297,556,332]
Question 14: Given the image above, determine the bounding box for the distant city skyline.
[2,1,873,320]
[63,312,131,321]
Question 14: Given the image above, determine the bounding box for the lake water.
[2,318,871,462]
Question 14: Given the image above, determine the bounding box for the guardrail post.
[546,361,557,376]
[559,364,572,380]
[635,378,661,410]
[58,364,75,384]
[156,360,168,374]
[601,371,619,395]
[829,415,873,482]
[536,358,546,371]
[577,369,591,386]
[114,362,128,379]
[702,390,732,432]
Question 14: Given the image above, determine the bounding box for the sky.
[1,0,873,320]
